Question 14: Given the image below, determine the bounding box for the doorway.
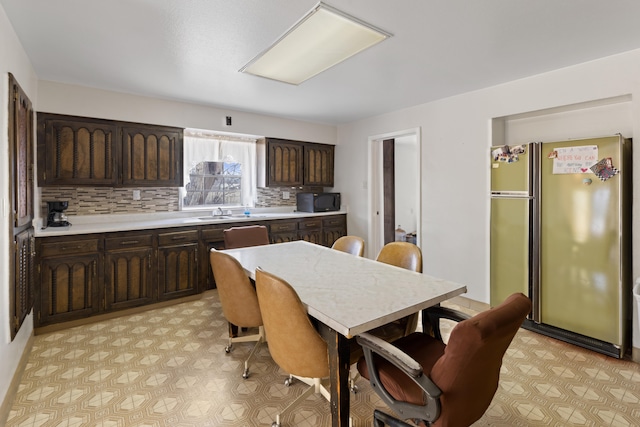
[368,128,421,258]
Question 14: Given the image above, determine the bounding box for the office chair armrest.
[423,306,472,341]
[357,332,422,377]
[357,332,442,422]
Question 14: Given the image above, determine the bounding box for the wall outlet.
[282,191,290,200]
[133,190,141,200]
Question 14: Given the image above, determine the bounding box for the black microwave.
[296,192,341,212]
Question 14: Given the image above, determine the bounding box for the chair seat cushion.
[357,332,445,405]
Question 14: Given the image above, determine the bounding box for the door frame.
[367,127,421,258]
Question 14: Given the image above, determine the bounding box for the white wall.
[0,4,38,411]
[335,49,640,355]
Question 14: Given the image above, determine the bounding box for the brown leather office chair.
[356,293,531,427]
[223,225,270,249]
[331,235,365,257]
[255,268,331,427]
[209,248,265,379]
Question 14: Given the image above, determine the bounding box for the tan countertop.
[34,209,348,237]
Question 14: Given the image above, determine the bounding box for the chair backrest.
[209,249,262,328]
[331,235,365,257]
[430,292,531,426]
[255,268,329,379]
[376,242,422,273]
[223,225,269,249]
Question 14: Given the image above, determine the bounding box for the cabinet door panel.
[105,248,153,311]
[158,243,198,300]
[9,74,34,228]
[304,143,334,186]
[11,229,34,339]
[122,125,183,187]
[267,139,303,186]
[37,114,117,186]
[39,254,100,325]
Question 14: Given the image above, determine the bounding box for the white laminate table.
[222,240,467,427]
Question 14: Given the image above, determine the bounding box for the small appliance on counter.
[296,192,340,212]
[46,201,71,227]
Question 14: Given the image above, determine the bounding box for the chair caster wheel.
[284,378,292,387]
[271,422,280,427]
[242,369,249,379]
[225,345,232,353]
[350,384,359,394]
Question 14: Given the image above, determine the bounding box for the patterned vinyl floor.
[6,290,640,427]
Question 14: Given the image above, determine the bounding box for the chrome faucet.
[213,207,224,216]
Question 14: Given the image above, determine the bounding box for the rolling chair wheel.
[271,422,280,427]
[225,345,232,353]
[350,384,359,394]
[284,378,293,387]
[242,369,249,379]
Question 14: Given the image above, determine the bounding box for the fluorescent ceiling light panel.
[240,2,391,85]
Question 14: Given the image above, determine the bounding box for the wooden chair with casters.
[223,225,270,249]
[255,268,339,427]
[356,293,531,427]
[331,235,365,257]
[209,248,265,379]
[349,241,423,393]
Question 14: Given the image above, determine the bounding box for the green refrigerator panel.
[490,197,530,307]
[539,136,624,345]
[490,144,530,193]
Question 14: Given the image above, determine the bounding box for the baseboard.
[448,295,489,313]
[0,331,35,426]
[35,293,203,335]
[632,346,640,364]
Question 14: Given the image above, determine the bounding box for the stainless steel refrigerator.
[490,135,631,358]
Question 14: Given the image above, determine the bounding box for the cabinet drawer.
[322,216,346,228]
[39,238,101,257]
[270,221,298,233]
[105,234,153,250]
[158,230,199,246]
[200,226,226,241]
[298,218,322,230]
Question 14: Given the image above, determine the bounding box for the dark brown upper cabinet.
[121,124,183,186]
[37,113,183,187]
[304,142,334,187]
[265,138,334,187]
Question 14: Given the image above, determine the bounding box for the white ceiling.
[4,0,640,125]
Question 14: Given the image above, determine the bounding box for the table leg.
[318,324,350,427]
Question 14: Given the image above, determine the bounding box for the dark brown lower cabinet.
[35,214,347,328]
[104,234,154,311]
[37,237,102,326]
[298,217,323,245]
[157,230,199,300]
[322,215,347,247]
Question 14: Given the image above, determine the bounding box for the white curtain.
[183,130,257,207]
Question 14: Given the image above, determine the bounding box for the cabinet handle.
[92,260,97,276]
[62,245,83,251]
[171,236,187,241]
[120,240,140,245]
[148,253,152,269]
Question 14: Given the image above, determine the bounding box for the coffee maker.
[46,201,71,227]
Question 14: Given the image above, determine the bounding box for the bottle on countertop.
[244,206,251,217]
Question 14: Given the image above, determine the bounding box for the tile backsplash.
[40,186,322,216]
